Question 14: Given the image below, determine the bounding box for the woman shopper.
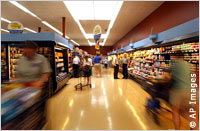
[83,55,92,85]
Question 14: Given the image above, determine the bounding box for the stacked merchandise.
[1,83,42,129]
[38,47,52,60]
[55,51,66,82]
[1,45,8,80]
[68,50,73,72]
[118,54,124,72]
[55,50,69,89]
[127,42,199,81]
[10,47,23,78]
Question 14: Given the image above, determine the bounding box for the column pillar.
[38,27,41,32]
[62,17,66,38]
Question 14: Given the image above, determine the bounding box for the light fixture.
[70,39,80,46]
[1,18,11,23]
[9,1,41,21]
[64,1,123,46]
[42,21,62,35]
[24,27,37,33]
[102,1,123,46]
[8,1,71,39]
[64,1,119,20]
[1,29,9,33]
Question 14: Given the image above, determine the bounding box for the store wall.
[112,1,199,50]
[78,46,113,55]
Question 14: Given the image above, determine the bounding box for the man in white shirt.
[73,55,80,78]
[113,54,119,79]
[122,53,129,79]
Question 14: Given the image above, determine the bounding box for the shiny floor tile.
[44,68,190,130]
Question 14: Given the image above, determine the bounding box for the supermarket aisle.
[44,68,189,130]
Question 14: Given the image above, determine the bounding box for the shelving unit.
[1,33,73,130]
[68,50,73,73]
[127,42,199,81]
[1,44,8,80]
[110,33,199,93]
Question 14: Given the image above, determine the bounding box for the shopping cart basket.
[145,79,172,125]
[74,66,92,90]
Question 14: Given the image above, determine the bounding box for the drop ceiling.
[1,1,164,46]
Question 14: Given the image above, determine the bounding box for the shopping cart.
[145,79,172,125]
[74,65,92,90]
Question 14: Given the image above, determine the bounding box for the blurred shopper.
[16,41,51,88]
[83,55,93,85]
[122,53,129,79]
[88,55,93,66]
[170,52,199,130]
[73,55,80,78]
[113,54,119,79]
[104,57,108,69]
[94,54,101,77]
[108,56,112,67]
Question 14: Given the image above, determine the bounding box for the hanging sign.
[8,21,24,34]
[93,25,102,42]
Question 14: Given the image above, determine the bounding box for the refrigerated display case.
[109,32,199,93]
[1,32,73,130]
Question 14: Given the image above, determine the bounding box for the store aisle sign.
[93,25,102,42]
[8,21,24,34]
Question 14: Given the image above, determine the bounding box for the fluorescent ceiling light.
[42,21,62,35]
[41,21,70,39]
[70,39,80,46]
[1,18,11,23]
[8,1,70,39]
[1,29,9,33]
[9,1,41,21]
[1,18,37,33]
[24,27,37,33]
[64,1,119,20]
[64,1,123,46]
[102,1,123,46]
[86,34,106,39]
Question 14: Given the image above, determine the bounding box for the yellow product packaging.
[2,83,24,90]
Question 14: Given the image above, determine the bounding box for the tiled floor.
[44,68,190,130]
